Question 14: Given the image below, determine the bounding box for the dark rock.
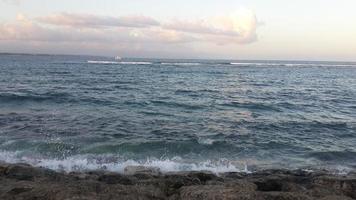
[186,171,221,183]
[319,195,354,200]
[1,162,356,200]
[162,174,201,196]
[98,172,134,185]
[259,192,312,200]
[221,171,248,179]
[254,178,283,191]
[7,186,33,194]
[313,176,356,198]
[179,183,256,200]
[4,163,41,181]
[124,166,161,176]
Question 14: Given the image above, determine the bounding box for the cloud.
[35,10,259,44]
[0,14,192,44]
[0,0,22,5]
[164,9,259,44]
[37,13,160,28]
[0,10,261,56]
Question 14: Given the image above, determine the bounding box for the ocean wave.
[161,62,202,66]
[1,151,354,175]
[0,151,247,173]
[308,151,356,162]
[0,92,71,103]
[119,61,153,65]
[150,100,205,110]
[87,60,152,65]
[230,62,356,67]
[219,101,282,112]
[0,92,117,106]
[87,60,120,64]
[174,89,219,95]
[230,62,284,66]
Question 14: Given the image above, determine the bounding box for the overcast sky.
[0,0,355,61]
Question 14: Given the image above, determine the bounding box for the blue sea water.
[0,54,356,173]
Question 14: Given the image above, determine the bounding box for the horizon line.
[1,52,355,63]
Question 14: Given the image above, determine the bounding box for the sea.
[0,53,355,173]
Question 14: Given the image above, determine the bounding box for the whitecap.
[0,151,248,174]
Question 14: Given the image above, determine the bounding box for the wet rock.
[1,163,356,200]
[186,171,222,183]
[254,178,284,192]
[7,186,33,194]
[319,195,354,200]
[259,192,312,200]
[124,165,161,176]
[98,172,134,185]
[313,176,356,198]
[221,171,248,179]
[179,183,256,200]
[162,174,201,196]
[4,163,42,181]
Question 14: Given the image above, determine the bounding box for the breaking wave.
[0,151,248,174]
[230,62,356,67]
[87,61,152,65]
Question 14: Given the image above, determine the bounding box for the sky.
[0,0,355,61]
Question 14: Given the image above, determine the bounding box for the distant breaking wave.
[0,151,247,174]
[230,62,356,67]
[87,60,152,65]
[160,62,202,66]
[87,60,356,67]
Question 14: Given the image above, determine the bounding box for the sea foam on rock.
[124,165,161,176]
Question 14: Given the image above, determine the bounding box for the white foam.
[0,151,248,174]
[118,62,152,65]
[87,61,152,65]
[230,62,283,66]
[87,60,120,64]
[161,62,202,66]
[230,62,356,67]
[197,138,215,145]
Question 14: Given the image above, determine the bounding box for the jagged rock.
[124,165,161,176]
[179,183,257,200]
[319,195,354,200]
[313,176,356,198]
[98,172,134,185]
[0,163,356,200]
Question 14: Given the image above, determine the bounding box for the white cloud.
[34,10,259,44]
[162,9,259,44]
[0,14,192,44]
[37,13,160,28]
[0,10,261,56]
[0,0,23,5]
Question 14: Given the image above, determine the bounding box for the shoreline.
[1,162,355,200]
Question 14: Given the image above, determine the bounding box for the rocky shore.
[0,163,355,200]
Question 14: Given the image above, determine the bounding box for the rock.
[179,183,257,200]
[1,162,356,200]
[259,192,313,200]
[254,178,284,192]
[7,186,33,194]
[319,195,354,200]
[4,163,42,181]
[98,172,134,185]
[313,176,356,198]
[221,171,248,179]
[186,171,221,183]
[162,174,202,196]
[124,165,161,176]
[319,196,353,200]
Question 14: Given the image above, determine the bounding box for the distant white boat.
[115,56,122,60]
